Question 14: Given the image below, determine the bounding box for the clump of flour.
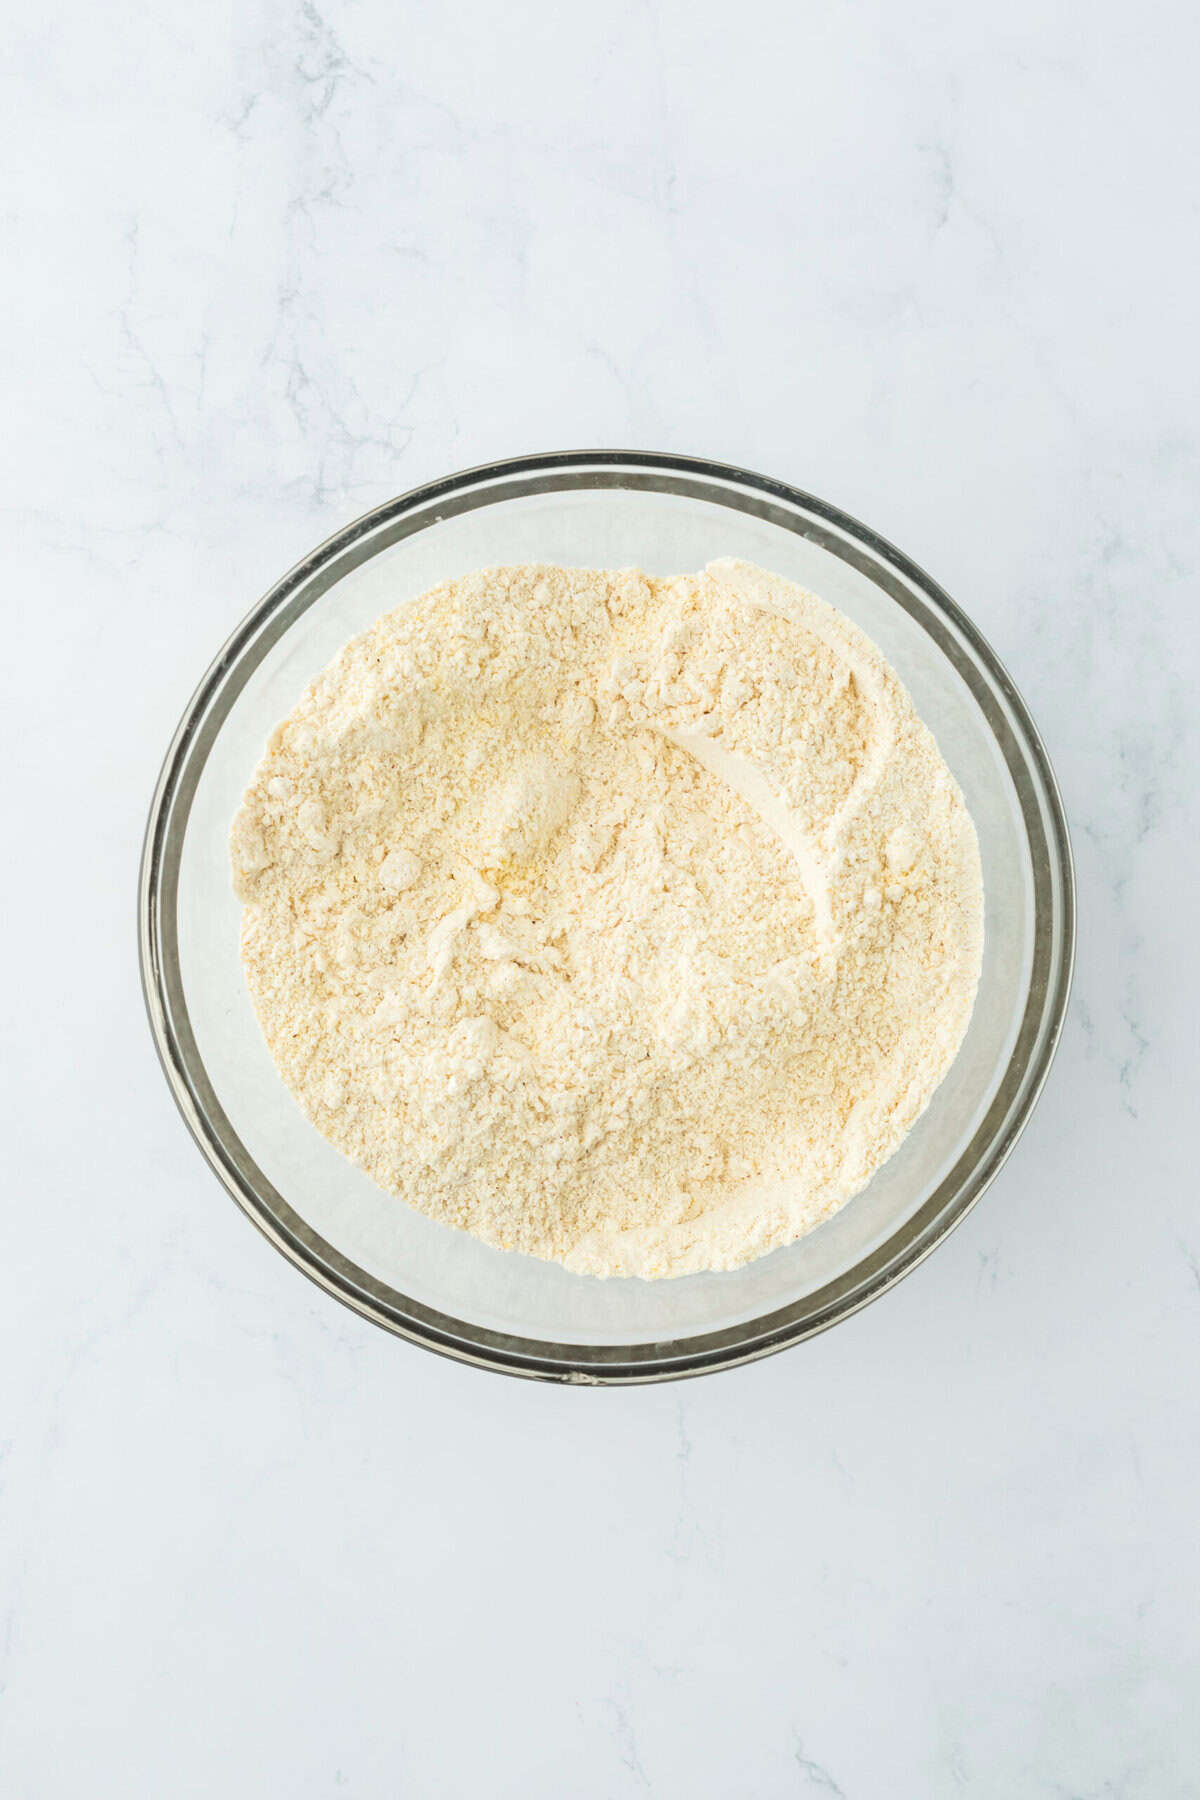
[231,560,983,1278]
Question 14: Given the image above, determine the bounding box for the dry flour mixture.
[231,560,983,1278]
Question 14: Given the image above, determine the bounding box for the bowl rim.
[139,448,1076,1383]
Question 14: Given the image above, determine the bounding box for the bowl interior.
[156,462,1064,1366]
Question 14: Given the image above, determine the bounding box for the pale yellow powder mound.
[231,560,983,1278]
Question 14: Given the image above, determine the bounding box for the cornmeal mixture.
[231,559,983,1277]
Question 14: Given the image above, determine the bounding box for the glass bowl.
[139,452,1074,1383]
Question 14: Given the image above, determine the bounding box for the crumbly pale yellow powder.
[231,560,983,1278]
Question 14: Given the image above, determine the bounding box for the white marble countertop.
[5,1,1198,1793]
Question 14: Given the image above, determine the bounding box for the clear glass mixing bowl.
[140,452,1074,1382]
